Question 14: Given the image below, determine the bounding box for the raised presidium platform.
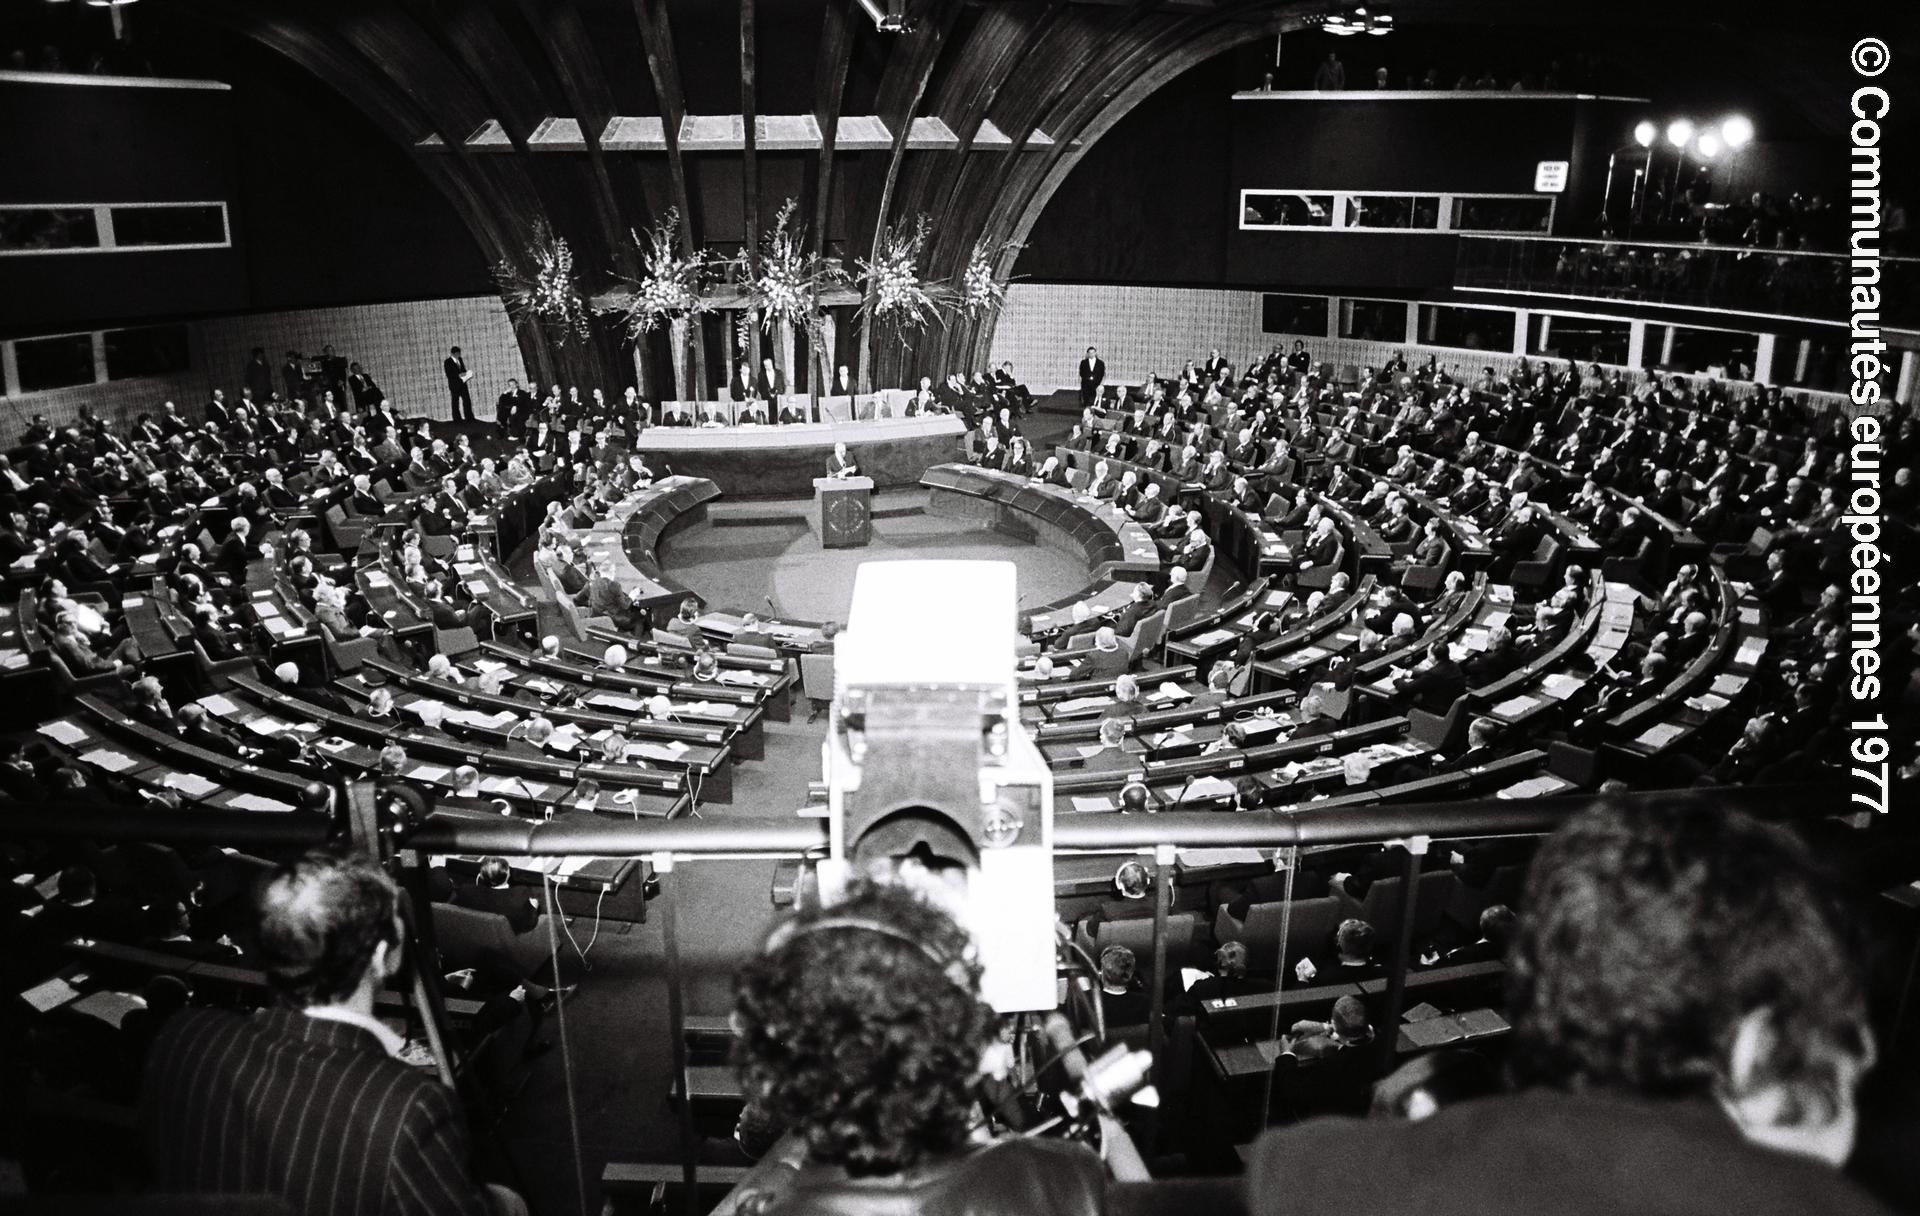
[633,412,965,497]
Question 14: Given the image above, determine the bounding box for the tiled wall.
[987,282,1858,413]
[194,296,526,420]
[988,284,1264,390]
[2,295,527,435]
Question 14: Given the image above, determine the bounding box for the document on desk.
[37,720,89,747]
[162,771,220,798]
[1068,795,1115,814]
[226,793,292,812]
[21,975,83,1014]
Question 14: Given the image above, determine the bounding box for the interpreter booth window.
[1240,192,1335,229]
[14,333,97,393]
[1262,293,1330,337]
[1526,313,1630,366]
[109,204,229,249]
[1417,304,1516,353]
[0,207,100,253]
[1339,299,1409,343]
[1342,195,1441,230]
[1450,196,1554,234]
[105,325,191,381]
[1641,324,1758,382]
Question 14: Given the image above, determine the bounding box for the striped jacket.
[142,1007,490,1216]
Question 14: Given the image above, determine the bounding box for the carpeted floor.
[657,489,1093,624]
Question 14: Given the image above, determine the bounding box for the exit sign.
[1534,161,1570,193]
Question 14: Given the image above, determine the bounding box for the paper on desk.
[21,976,82,1014]
[162,772,219,798]
[70,989,145,1029]
[466,580,490,597]
[253,601,279,617]
[407,764,452,782]
[473,659,508,673]
[1190,629,1236,647]
[1177,776,1238,798]
[0,649,26,671]
[1147,683,1192,702]
[1069,796,1115,814]
[1492,695,1539,719]
[1637,722,1686,749]
[226,794,292,812]
[37,720,89,746]
[81,748,139,774]
[586,692,644,712]
[1075,744,1107,759]
[714,670,764,686]
[1539,672,1584,700]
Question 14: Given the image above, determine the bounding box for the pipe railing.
[0,783,1846,857]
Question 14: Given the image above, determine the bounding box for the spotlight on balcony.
[1665,119,1695,148]
[1721,115,1754,148]
[1633,120,1657,147]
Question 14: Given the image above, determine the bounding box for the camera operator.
[730,878,1107,1216]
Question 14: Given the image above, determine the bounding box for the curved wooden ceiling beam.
[808,0,857,255]
[510,0,640,280]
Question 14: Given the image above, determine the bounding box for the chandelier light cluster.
[1318,5,1393,36]
[493,221,594,345]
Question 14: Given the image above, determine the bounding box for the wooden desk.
[634,415,965,496]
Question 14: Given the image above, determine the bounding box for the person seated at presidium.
[1243,797,1888,1216]
[730,879,1105,1215]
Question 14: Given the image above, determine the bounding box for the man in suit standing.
[444,346,475,421]
[141,852,518,1216]
[1078,346,1106,410]
[756,356,786,405]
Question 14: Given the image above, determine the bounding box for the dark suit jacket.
[1245,1090,1892,1216]
[1396,659,1467,715]
[143,1008,492,1216]
[457,883,540,934]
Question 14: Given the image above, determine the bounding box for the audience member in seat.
[1157,565,1195,608]
[456,857,540,933]
[1179,941,1267,1012]
[1296,918,1382,986]
[1423,903,1515,967]
[1244,797,1888,1216]
[1098,945,1152,1029]
[667,598,703,641]
[42,864,147,944]
[1389,640,1466,715]
[1080,627,1129,681]
[1283,994,1374,1061]
[1077,718,1140,777]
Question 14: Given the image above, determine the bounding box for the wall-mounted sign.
[1534,161,1570,193]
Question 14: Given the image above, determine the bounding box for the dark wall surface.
[1015,56,1637,295]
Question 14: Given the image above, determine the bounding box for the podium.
[812,475,874,548]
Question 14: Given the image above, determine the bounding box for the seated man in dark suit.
[1282,993,1375,1062]
[1157,565,1195,607]
[1098,945,1153,1029]
[1390,640,1467,715]
[1079,627,1131,682]
[1295,917,1383,987]
[1422,903,1516,968]
[1245,798,1884,1216]
[576,555,639,632]
[456,856,540,933]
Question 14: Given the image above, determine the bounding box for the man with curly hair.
[1244,796,1889,1215]
[730,880,1105,1214]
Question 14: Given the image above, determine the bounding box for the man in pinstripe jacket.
[140,852,519,1216]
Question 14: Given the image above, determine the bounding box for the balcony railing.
[1454,234,1920,328]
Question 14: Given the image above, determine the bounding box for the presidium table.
[633,414,966,498]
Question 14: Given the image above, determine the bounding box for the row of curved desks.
[635,415,966,497]
[921,464,1164,587]
[575,475,720,618]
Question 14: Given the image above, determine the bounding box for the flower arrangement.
[494,221,594,344]
[737,199,846,337]
[855,215,954,333]
[959,236,1020,317]
[613,208,710,337]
